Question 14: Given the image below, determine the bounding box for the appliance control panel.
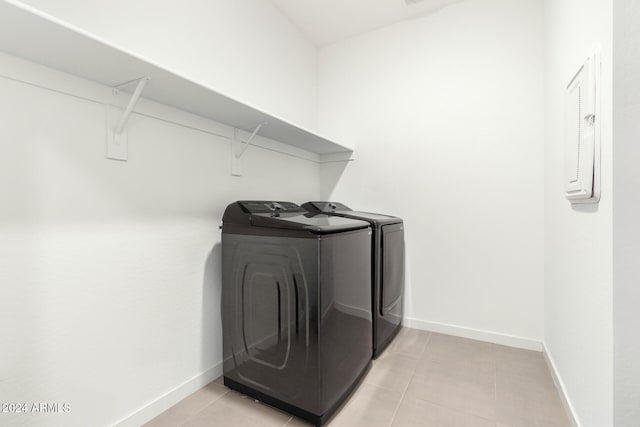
[310,201,351,212]
[239,201,305,214]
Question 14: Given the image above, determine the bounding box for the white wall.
[613,0,640,425]
[318,0,545,347]
[0,2,321,425]
[17,0,319,130]
[0,50,320,427]
[544,0,614,426]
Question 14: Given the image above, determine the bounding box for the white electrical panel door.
[565,53,600,203]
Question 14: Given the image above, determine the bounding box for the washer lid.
[339,211,402,223]
[251,213,370,234]
[302,201,402,226]
[224,201,370,235]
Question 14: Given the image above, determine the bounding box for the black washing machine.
[302,202,405,358]
[221,201,373,426]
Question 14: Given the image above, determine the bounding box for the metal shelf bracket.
[231,122,267,176]
[107,76,151,161]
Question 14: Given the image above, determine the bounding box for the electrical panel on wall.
[564,52,601,204]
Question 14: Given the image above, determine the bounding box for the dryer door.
[380,223,405,315]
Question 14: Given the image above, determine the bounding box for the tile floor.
[144,328,571,427]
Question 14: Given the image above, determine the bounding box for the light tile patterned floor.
[144,328,571,427]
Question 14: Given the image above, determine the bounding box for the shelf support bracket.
[107,76,151,161]
[231,122,267,176]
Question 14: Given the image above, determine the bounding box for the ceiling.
[270,0,465,47]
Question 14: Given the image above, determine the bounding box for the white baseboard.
[404,317,543,351]
[543,343,581,427]
[112,362,223,427]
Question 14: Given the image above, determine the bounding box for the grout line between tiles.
[395,332,503,423]
[494,358,498,418]
[176,385,229,427]
[282,415,294,426]
[387,331,432,426]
